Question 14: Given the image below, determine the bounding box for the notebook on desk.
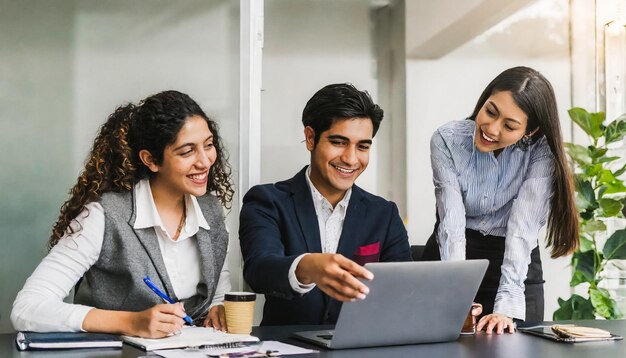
[291,260,488,349]
[123,326,259,351]
[15,331,122,350]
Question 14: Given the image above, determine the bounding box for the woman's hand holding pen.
[129,302,187,338]
[82,302,187,338]
[204,304,227,331]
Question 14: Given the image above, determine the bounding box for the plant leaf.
[580,209,594,221]
[579,235,594,252]
[570,270,592,286]
[588,146,608,160]
[575,178,596,211]
[583,220,606,232]
[572,250,596,284]
[589,287,621,319]
[598,170,626,194]
[614,164,626,177]
[599,198,623,217]
[565,143,592,166]
[583,163,603,178]
[553,294,596,320]
[598,170,617,185]
[569,108,605,140]
[605,182,626,195]
[603,228,626,260]
[604,115,626,144]
[598,156,620,164]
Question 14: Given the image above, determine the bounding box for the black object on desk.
[519,325,623,343]
[15,332,122,350]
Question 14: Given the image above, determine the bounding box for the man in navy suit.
[239,83,412,325]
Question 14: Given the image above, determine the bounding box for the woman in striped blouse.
[423,66,579,335]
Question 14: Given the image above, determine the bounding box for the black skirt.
[422,226,545,323]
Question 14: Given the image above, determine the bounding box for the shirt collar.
[305,166,352,210]
[133,179,210,231]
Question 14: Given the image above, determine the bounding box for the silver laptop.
[291,260,488,349]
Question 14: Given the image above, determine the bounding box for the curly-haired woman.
[11,90,235,338]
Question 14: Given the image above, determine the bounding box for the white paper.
[123,326,258,351]
[154,340,317,357]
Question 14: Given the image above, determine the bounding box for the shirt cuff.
[288,254,316,294]
[441,239,466,261]
[208,301,223,310]
[493,289,526,321]
[76,306,97,332]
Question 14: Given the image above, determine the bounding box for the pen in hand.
[143,276,194,325]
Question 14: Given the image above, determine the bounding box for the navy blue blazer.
[239,166,411,325]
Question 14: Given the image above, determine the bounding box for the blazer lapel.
[195,227,215,289]
[128,192,178,301]
[336,186,367,258]
[291,167,322,253]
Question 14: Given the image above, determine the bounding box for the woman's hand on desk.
[204,304,227,331]
[476,313,515,335]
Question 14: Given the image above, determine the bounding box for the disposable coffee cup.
[224,292,256,334]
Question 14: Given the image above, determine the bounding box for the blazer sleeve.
[380,202,412,262]
[239,185,301,300]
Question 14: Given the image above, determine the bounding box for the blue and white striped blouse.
[430,119,554,320]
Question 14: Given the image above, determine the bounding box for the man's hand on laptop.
[296,253,374,301]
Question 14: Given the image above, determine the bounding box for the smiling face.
[306,117,373,206]
[141,115,216,199]
[474,90,529,153]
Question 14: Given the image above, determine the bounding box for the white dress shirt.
[11,179,230,332]
[287,167,352,293]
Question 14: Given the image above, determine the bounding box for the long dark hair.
[469,66,578,258]
[49,90,234,249]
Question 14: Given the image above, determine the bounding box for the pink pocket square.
[353,242,380,266]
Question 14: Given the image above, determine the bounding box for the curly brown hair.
[49,91,234,249]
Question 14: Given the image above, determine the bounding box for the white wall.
[261,0,378,191]
[71,0,243,290]
[405,0,534,58]
[405,0,572,319]
[0,0,241,333]
[0,0,76,333]
[373,0,408,218]
[253,0,378,324]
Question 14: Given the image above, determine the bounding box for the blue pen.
[143,276,194,325]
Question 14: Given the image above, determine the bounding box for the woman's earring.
[518,134,532,151]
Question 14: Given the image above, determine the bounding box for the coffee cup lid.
[225,292,256,302]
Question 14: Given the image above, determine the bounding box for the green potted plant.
[554,108,626,320]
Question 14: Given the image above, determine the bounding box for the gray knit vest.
[74,189,228,323]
